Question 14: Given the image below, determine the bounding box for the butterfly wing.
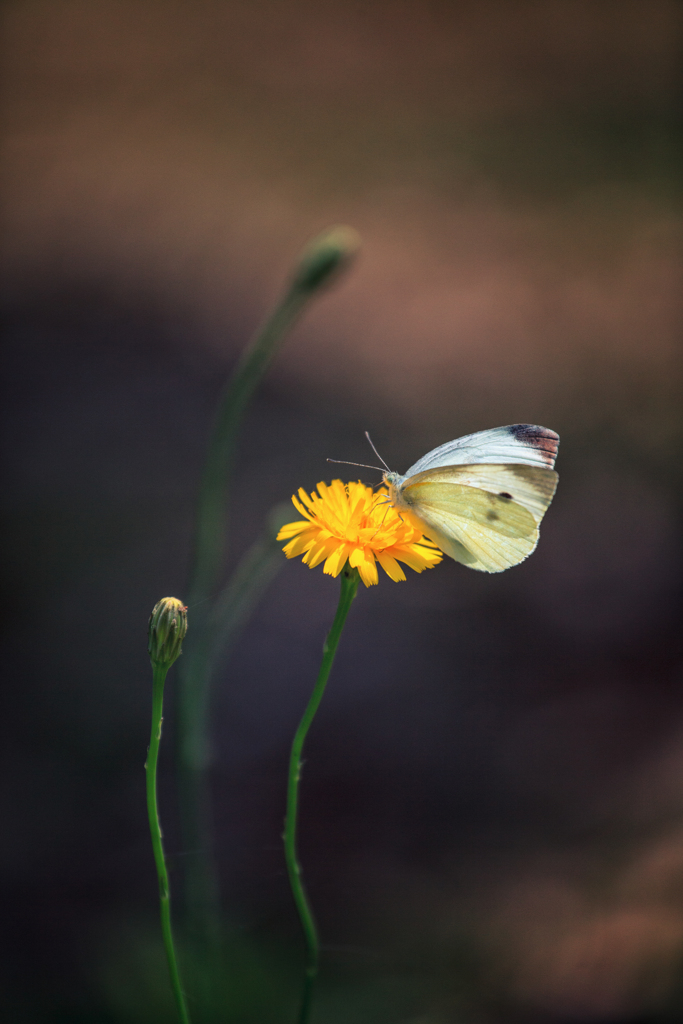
[404,424,559,477]
[397,463,558,573]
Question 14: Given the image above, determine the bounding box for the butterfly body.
[383,424,559,573]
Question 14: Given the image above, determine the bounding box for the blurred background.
[2,2,682,1021]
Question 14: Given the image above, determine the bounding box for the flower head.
[148,597,188,668]
[291,225,361,293]
[277,479,442,587]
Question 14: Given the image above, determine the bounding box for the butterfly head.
[382,470,405,505]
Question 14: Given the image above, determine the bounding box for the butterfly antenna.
[365,431,390,471]
[327,458,385,472]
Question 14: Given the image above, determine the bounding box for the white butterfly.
[381,424,559,573]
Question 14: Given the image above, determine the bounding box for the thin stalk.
[188,287,308,610]
[147,662,191,1024]
[283,567,360,1024]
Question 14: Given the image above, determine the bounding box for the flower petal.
[276,520,310,540]
[283,532,316,558]
[376,550,407,582]
[391,544,443,573]
[292,493,313,520]
[356,553,379,587]
[323,544,350,577]
[305,536,337,568]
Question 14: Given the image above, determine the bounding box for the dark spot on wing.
[499,491,512,500]
[507,424,559,466]
[486,510,499,521]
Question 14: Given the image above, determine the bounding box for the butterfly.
[380,424,559,573]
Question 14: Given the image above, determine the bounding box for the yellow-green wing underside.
[398,464,558,573]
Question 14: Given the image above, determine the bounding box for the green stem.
[147,662,191,1024]
[284,567,360,1024]
[188,288,308,610]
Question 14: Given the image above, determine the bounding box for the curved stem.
[283,567,360,1024]
[147,663,191,1024]
[189,288,308,610]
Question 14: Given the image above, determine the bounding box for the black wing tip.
[508,423,559,440]
[507,424,560,464]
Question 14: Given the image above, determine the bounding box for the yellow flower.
[277,479,443,587]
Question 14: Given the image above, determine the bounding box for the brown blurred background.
[2,2,682,1021]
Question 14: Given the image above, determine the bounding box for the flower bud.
[290,225,361,293]
[148,597,188,668]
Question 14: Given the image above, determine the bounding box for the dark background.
[2,2,682,1021]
